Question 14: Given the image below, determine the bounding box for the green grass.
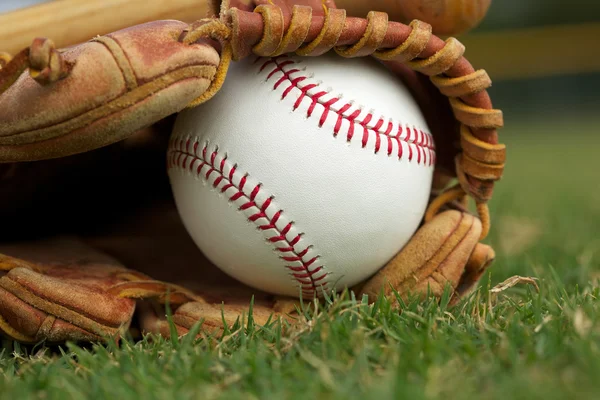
[1,113,599,399]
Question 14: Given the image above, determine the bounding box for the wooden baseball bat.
[0,0,220,55]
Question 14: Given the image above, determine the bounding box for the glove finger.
[359,210,483,301]
[455,242,495,297]
[0,266,136,343]
[411,213,483,297]
[0,286,110,344]
[0,238,139,343]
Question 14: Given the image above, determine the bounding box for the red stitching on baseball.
[168,137,329,296]
[260,56,436,166]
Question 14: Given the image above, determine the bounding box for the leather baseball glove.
[0,0,505,344]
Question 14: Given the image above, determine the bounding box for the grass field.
[1,113,599,399]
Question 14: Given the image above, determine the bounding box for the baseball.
[168,53,435,298]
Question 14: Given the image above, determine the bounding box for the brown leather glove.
[0,0,505,344]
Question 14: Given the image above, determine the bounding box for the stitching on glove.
[167,137,330,297]
[260,56,436,166]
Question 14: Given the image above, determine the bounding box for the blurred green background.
[482,0,600,29]
[469,0,600,120]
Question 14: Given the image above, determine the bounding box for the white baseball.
[168,53,435,298]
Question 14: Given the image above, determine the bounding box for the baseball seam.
[168,137,329,297]
[259,56,436,166]
[169,55,435,297]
